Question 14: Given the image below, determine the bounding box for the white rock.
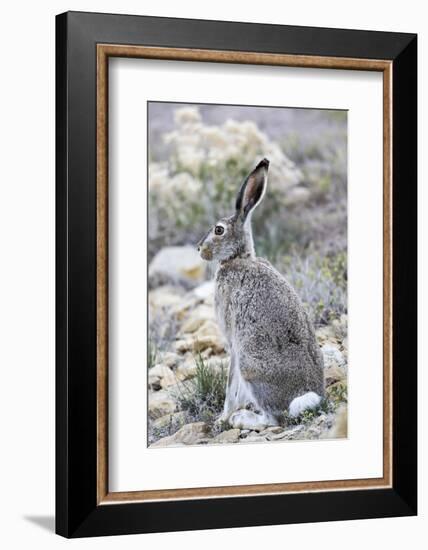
[149,364,173,378]
[192,280,215,300]
[149,246,206,288]
[149,286,183,310]
[322,343,346,370]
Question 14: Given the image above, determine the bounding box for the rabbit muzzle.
[198,242,213,261]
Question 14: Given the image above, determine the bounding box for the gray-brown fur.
[197,158,324,426]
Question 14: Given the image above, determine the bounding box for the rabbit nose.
[197,231,209,251]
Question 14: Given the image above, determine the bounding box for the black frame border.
[56,11,417,538]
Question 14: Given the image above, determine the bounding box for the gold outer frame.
[96,44,393,505]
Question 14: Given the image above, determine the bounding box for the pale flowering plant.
[148,105,305,258]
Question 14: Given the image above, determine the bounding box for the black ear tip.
[257,158,270,169]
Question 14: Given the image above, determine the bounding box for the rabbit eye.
[214,225,225,236]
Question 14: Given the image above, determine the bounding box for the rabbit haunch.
[197,158,324,430]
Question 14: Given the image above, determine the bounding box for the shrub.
[278,249,347,327]
[148,107,303,259]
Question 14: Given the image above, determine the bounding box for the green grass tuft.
[173,353,228,424]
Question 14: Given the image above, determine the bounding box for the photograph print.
[147,102,348,448]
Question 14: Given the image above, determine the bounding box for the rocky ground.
[148,246,348,448]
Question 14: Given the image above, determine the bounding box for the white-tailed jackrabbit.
[197,159,324,430]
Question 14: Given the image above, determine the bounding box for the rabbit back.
[215,257,324,414]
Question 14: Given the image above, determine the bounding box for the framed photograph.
[56,11,417,538]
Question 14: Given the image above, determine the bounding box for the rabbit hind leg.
[218,352,256,422]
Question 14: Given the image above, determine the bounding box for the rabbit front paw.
[229,409,273,431]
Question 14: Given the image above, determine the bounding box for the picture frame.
[56,11,417,538]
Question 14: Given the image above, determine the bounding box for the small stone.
[280,425,305,439]
[176,360,198,381]
[324,365,346,386]
[316,325,336,344]
[193,335,225,354]
[214,429,241,443]
[180,305,216,334]
[159,351,181,368]
[322,343,346,369]
[175,335,225,354]
[181,317,206,334]
[148,375,161,391]
[265,431,287,441]
[152,411,186,430]
[200,347,213,358]
[150,422,210,447]
[194,320,221,339]
[149,364,178,388]
[175,339,193,353]
[314,413,327,425]
[170,298,200,321]
[148,391,177,419]
[149,364,172,378]
[305,427,322,439]
[262,426,284,434]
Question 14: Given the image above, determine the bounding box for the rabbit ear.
[235,158,269,222]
